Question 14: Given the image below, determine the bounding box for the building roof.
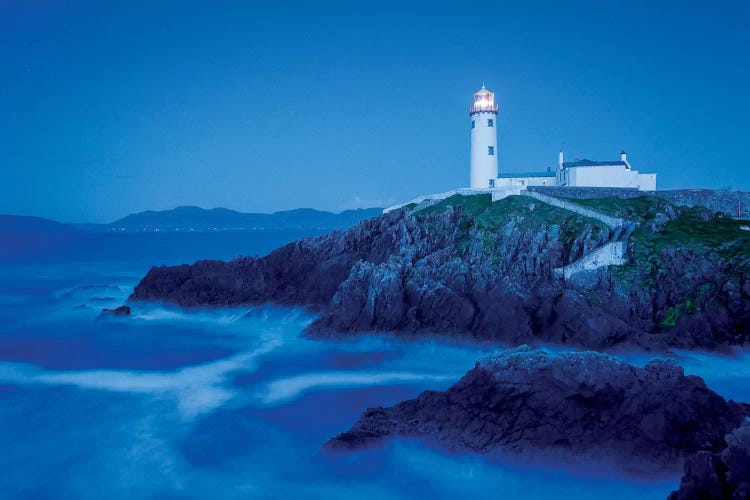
[562,159,627,168]
[498,172,556,178]
[474,84,492,95]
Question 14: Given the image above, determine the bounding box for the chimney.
[621,149,630,169]
[558,149,564,169]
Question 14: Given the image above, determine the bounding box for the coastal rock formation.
[99,305,131,317]
[131,194,750,350]
[669,420,750,499]
[325,347,749,472]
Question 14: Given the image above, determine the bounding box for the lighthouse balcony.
[469,103,499,115]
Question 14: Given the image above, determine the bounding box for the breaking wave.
[259,370,459,405]
[0,336,282,419]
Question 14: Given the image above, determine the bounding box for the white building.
[557,150,657,191]
[494,170,555,189]
[387,86,660,213]
[466,85,656,192]
[469,85,499,189]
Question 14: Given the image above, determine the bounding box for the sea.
[1,229,748,499]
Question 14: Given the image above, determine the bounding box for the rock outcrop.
[325,347,749,472]
[99,305,131,317]
[669,420,750,499]
[130,194,750,350]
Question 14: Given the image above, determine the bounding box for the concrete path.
[552,241,628,280]
[522,191,625,229]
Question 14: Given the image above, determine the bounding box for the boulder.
[326,347,748,472]
[99,305,131,317]
[669,420,750,499]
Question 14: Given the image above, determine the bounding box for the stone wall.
[522,191,625,229]
[383,188,492,213]
[653,190,750,219]
[528,186,750,219]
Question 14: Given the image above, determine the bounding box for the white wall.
[637,173,657,191]
[495,176,555,188]
[470,111,498,189]
[569,166,631,188]
[566,166,656,191]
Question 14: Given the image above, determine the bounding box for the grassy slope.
[403,193,748,329]
[416,194,607,248]
[569,196,750,327]
[570,197,750,268]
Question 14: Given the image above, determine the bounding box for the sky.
[1,0,749,223]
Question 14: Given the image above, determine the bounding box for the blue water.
[1,231,745,499]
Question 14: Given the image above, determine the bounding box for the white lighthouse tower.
[469,85,499,189]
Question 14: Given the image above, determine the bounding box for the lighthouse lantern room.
[469,85,499,189]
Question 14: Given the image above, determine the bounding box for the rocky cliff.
[669,420,750,499]
[131,194,750,350]
[325,347,749,473]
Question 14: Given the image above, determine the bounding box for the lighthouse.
[469,85,499,189]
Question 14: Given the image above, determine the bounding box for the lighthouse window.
[488,146,495,155]
[471,120,475,129]
[488,119,494,127]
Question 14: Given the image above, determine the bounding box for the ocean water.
[0,230,745,499]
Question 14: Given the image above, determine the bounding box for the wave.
[259,370,459,405]
[384,440,675,499]
[0,335,283,420]
[131,304,310,326]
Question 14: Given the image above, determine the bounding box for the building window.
[488,119,494,127]
[489,179,495,188]
[471,120,475,129]
[488,146,495,155]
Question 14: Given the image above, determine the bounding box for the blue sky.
[2,1,749,222]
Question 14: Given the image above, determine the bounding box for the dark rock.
[668,452,728,499]
[722,421,750,494]
[669,420,750,499]
[99,305,131,317]
[130,195,750,351]
[326,347,748,472]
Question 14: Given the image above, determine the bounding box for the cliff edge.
[131,194,750,351]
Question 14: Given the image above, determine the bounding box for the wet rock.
[130,196,750,350]
[326,347,748,472]
[669,420,750,499]
[100,305,131,317]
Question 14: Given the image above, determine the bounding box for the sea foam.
[0,335,282,419]
[259,370,458,405]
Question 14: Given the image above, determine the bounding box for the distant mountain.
[0,208,383,262]
[0,214,78,234]
[101,206,384,232]
[0,214,82,262]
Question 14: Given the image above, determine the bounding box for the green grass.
[567,196,669,220]
[660,297,699,327]
[418,195,750,267]
[562,197,750,269]
[417,194,493,216]
[608,199,750,303]
[633,208,750,267]
[413,193,609,256]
